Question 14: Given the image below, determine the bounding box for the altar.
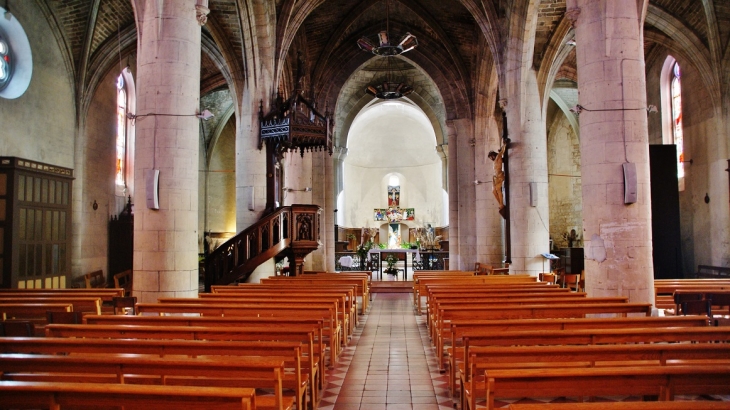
[368,248,421,281]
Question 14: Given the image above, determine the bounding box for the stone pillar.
[454,118,477,270]
[477,116,505,265]
[324,150,336,272]
[504,76,551,277]
[447,122,460,269]
[436,143,448,191]
[572,0,654,303]
[132,0,207,302]
[332,147,348,225]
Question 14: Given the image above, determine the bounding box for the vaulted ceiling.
[38,0,729,146]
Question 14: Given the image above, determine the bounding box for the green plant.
[384,253,398,275]
[378,243,386,249]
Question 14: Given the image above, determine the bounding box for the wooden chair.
[46,311,84,324]
[113,296,137,315]
[562,273,581,292]
[673,292,703,315]
[0,321,35,336]
[680,299,712,317]
[84,270,107,289]
[538,272,556,285]
[114,270,133,296]
[708,292,730,316]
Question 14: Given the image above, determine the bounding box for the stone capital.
[565,7,581,27]
[333,146,348,161]
[196,3,210,26]
[498,99,508,110]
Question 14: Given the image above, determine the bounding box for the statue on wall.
[488,139,508,212]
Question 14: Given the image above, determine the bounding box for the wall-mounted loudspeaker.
[529,182,537,207]
[623,162,637,204]
[145,169,160,210]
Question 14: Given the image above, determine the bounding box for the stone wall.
[547,102,582,250]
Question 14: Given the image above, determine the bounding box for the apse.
[342,100,446,232]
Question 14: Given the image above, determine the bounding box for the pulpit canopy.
[259,91,333,157]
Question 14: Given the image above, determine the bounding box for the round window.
[0,8,32,99]
[0,33,13,90]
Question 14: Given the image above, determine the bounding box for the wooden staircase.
[204,204,321,292]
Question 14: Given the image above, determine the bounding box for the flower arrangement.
[384,253,399,275]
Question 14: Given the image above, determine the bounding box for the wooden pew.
[430,294,618,359]
[429,296,628,336]
[432,302,653,358]
[654,279,730,310]
[214,284,361,315]
[445,315,711,397]
[413,275,544,314]
[226,283,363,315]
[509,402,730,410]
[135,302,341,367]
[82,314,325,388]
[453,324,730,405]
[194,294,355,339]
[0,353,292,410]
[416,281,551,315]
[461,343,730,410]
[422,286,571,315]
[1,303,73,335]
[0,381,257,410]
[0,296,102,315]
[483,365,730,410]
[260,277,369,311]
[46,322,324,404]
[0,337,309,410]
[413,275,539,312]
[204,288,358,327]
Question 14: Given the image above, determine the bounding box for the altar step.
[371,281,413,293]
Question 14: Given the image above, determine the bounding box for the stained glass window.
[671,62,684,190]
[116,74,127,187]
[0,33,12,91]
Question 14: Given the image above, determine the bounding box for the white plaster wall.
[342,101,445,232]
[342,163,445,231]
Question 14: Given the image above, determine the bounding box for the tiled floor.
[317,292,451,410]
[317,292,729,410]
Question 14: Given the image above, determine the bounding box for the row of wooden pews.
[654,278,730,320]
[0,288,127,336]
[417,272,730,410]
[0,273,370,410]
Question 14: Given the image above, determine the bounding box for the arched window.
[671,62,684,190]
[115,67,136,198]
[0,32,12,91]
[116,73,127,187]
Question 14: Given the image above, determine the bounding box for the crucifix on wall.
[388,185,400,207]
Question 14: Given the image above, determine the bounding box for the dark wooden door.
[649,145,683,279]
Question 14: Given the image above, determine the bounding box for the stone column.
[447,122,460,269]
[571,0,654,303]
[454,118,477,270]
[132,0,207,302]
[504,76,551,277]
[324,150,336,272]
[332,147,348,225]
[477,116,505,265]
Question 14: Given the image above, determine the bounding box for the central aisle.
[317,293,451,410]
